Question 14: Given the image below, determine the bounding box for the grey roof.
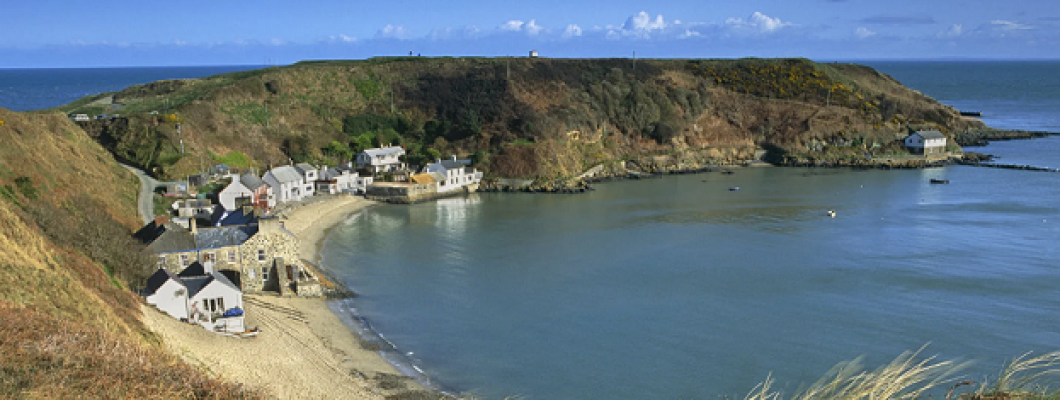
[210,272,240,292]
[915,130,946,140]
[266,166,303,184]
[323,168,344,180]
[294,163,317,175]
[146,226,196,253]
[181,276,212,298]
[178,261,207,277]
[240,173,264,191]
[440,160,463,170]
[362,147,405,157]
[144,268,180,296]
[194,224,258,249]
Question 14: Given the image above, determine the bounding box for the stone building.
[141,217,320,297]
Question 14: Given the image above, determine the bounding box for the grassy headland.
[56,57,984,181]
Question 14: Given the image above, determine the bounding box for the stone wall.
[237,219,302,293]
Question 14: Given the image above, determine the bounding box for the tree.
[322,141,353,163]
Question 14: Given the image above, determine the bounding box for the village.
[138,144,483,336]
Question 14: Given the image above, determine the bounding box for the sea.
[0,65,261,112]
[3,61,1058,399]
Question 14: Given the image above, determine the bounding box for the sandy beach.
[142,195,430,399]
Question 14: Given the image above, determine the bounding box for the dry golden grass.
[0,302,261,399]
[746,347,1060,400]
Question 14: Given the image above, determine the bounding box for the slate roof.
[362,147,405,158]
[181,276,212,297]
[240,173,264,191]
[194,224,258,249]
[216,209,256,226]
[178,261,207,277]
[146,226,196,253]
[440,160,463,170]
[428,171,446,183]
[294,163,316,175]
[144,268,180,296]
[182,272,241,298]
[266,166,303,184]
[915,130,946,140]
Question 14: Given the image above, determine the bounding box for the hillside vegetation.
[0,107,257,398]
[58,57,983,180]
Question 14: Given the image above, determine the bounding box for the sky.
[3,0,1059,67]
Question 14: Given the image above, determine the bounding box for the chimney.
[190,218,197,235]
[154,215,169,226]
[451,155,457,161]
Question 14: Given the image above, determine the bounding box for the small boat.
[729,186,740,191]
[827,210,836,218]
[721,170,735,175]
[930,179,950,184]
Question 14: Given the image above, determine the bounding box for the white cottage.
[144,262,245,333]
[293,163,318,198]
[263,166,306,203]
[218,178,253,211]
[356,146,406,173]
[423,155,483,193]
[905,130,947,155]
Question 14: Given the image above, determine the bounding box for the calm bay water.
[322,61,1060,399]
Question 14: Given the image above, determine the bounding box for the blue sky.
[3,0,1058,67]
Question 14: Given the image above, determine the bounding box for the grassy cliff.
[57,57,984,180]
[0,108,256,398]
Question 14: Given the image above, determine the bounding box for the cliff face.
[0,108,253,398]
[60,58,984,179]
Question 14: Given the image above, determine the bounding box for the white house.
[263,166,305,203]
[144,262,245,333]
[423,155,483,193]
[356,146,406,174]
[218,178,253,211]
[905,130,947,155]
[294,163,318,198]
[316,166,362,195]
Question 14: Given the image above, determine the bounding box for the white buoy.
[827,210,836,218]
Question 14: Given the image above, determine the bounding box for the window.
[158,255,166,265]
[228,250,237,263]
[203,252,216,264]
[179,254,189,267]
[262,266,270,281]
[257,249,266,262]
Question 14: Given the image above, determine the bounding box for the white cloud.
[500,20,525,32]
[268,38,286,46]
[500,19,545,35]
[990,20,1033,30]
[725,12,791,33]
[855,27,876,38]
[623,11,667,31]
[562,24,583,38]
[173,39,188,46]
[376,24,411,39]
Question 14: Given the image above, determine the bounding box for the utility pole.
[506,55,510,81]
[632,51,636,74]
[178,123,184,154]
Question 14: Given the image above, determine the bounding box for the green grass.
[212,150,253,169]
[220,101,271,126]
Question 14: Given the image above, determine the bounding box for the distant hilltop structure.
[529,50,539,58]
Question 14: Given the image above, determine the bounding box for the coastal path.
[122,164,160,225]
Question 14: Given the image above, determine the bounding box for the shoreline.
[143,195,434,399]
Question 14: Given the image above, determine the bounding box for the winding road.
[122,164,160,225]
